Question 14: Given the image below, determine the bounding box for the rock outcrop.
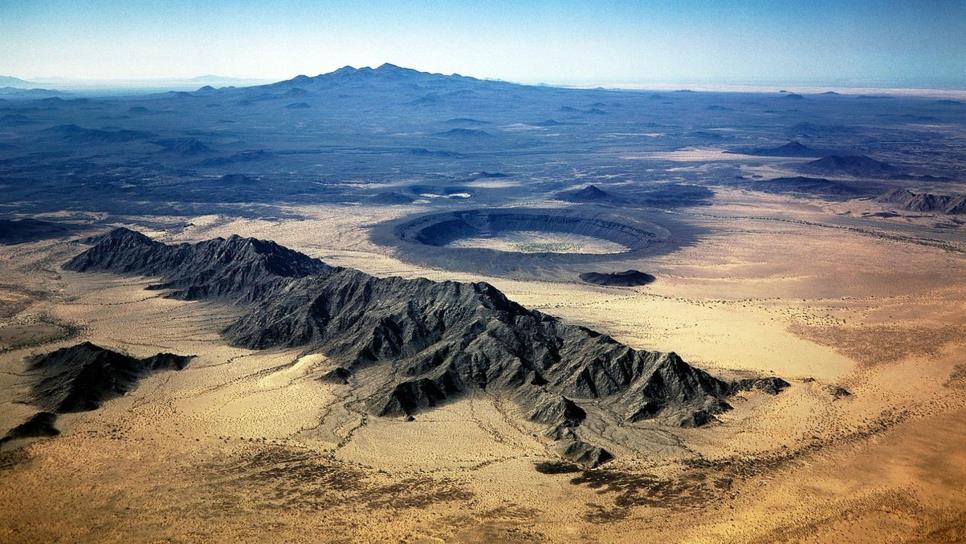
[878,189,966,215]
[579,270,656,286]
[2,342,193,447]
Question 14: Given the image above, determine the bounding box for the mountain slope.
[0,75,35,88]
[28,341,193,413]
[798,155,899,177]
[3,342,193,446]
[878,189,966,214]
[65,228,788,465]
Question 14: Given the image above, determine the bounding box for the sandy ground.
[448,231,629,254]
[0,190,964,543]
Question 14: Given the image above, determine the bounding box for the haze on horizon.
[1,0,964,90]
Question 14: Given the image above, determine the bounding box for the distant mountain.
[878,189,966,214]
[556,184,613,202]
[0,75,36,88]
[187,64,525,110]
[42,124,154,144]
[555,183,713,209]
[729,141,827,157]
[267,63,513,92]
[153,137,211,155]
[434,128,492,138]
[0,113,39,127]
[369,192,416,205]
[798,155,900,178]
[742,176,884,199]
[0,86,67,100]
[65,228,788,466]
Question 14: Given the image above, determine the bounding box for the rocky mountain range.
[64,228,788,465]
[878,189,966,214]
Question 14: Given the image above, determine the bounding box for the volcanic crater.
[371,207,694,277]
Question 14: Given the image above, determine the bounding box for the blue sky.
[1,0,963,88]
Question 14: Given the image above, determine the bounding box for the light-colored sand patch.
[448,231,630,255]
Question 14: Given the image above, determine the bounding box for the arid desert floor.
[1,188,964,543]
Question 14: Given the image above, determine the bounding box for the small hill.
[42,124,154,144]
[369,192,416,205]
[445,118,490,125]
[731,141,825,157]
[434,128,492,138]
[0,113,37,126]
[27,342,193,413]
[744,176,883,199]
[2,342,193,446]
[555,185,612,202]
[799,155,899,178]
[0,412,59,446]
[579,270,656,287]
[0,218,74,245]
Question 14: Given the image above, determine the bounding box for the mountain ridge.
[65,228,788,466]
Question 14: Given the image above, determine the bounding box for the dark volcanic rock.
[27,341,193,413]
[0,412,60,445]
[579,270,656,287]
[66,227,329,302]
[434,128,491,138]
[556,185,612,202]
[742,176,885,199]
[799,155,899,178]
[733,376,791,395]
[42,124,153,144]
[557,436,613,468]
[530,396,586,427]
[555,184,713,209]
[369,192,416,205]
[322,367,353,385]
[0,218,73,245]
[878,189,966,215]
[65,229,788,464]
[730,141,825,157]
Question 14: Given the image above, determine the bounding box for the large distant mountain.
[266,63,515,91]
[0,75,36,88]
[0,86,68,100]
[188,63,532,108]
[65,228,788,466]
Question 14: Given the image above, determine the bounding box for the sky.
[1,0,964,89]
